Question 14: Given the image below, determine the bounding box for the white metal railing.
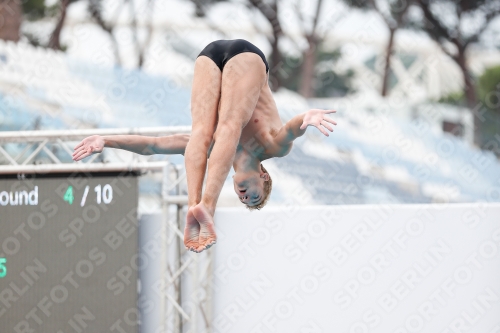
[0,126,191,174]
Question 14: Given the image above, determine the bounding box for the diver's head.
[233,164,272,210]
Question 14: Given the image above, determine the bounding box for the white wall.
[212,204,500,333]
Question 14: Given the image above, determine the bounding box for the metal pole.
[174,165,184,333]
[162,163,171,333]
[0,126,191,142]
[206,254,213,333]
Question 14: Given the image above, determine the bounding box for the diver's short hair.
[246,164,272,211]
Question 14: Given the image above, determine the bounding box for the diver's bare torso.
[215,78,290,161]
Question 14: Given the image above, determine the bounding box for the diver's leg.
[194,52,267,252]
[184,56,221,251]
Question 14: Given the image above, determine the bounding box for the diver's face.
[233,174,264,207]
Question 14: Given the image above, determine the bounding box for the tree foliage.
[477,65,500,154]
[438,65,500,152]
[478,65,500,112]
[280,48,355,98]
[412,0,500,146]
[21,0,57,21]
[413,0,500,101]
[247,0,284,91]
[341,0,413,96]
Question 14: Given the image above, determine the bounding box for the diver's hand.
[300,109,337,136]
[72,135,105,161]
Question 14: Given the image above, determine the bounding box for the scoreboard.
[0,172,139,333]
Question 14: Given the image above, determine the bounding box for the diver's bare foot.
[184,207,201,252]
[193,203,217,252]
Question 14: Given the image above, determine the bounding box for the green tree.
[281,48,354,97]
[478,65,500,112]
[1,0,77,50]
[437,67,500,152]
[22,0,58,47]
[342,0,414,97]
[477,66,500,154]
[47,0,80,50]
[294,0,324,98]
[414,0,500,146]
[247,0,285,91]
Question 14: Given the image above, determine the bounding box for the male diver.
[73,39,336,253]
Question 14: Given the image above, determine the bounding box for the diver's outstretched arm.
[72,134,190,161]
[273,109,337,147]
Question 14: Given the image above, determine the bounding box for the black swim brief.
[198,39,269,73]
